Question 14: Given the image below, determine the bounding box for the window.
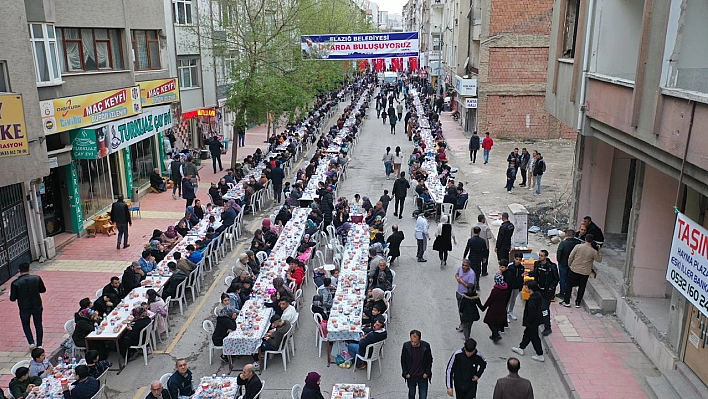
[130,139,155,189]
[29,23,62,84]
[178,58,199,88]
[56,28,124,72]
[0,62,9,92]
[173,0,193,25]
[219,2,234,27]
[561,0,580,59]
[76,158,113,220]
[131,30,161,70]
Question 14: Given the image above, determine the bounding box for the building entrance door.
[0,184,32,285]
[682,305,708,385]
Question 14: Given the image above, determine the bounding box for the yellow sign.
[40,86,142,135]
[139,78,180,106]
[0,94,30,157]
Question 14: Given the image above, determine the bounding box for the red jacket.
[482,137,494,150]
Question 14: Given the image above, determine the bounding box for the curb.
[542,332,582,399]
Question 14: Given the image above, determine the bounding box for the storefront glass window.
[76,158,113,220]
[130,139,155,189]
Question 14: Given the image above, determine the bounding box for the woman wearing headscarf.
[262,218,278,247]
[250,229,270,254]
[335,222,351,244]
[147,289,168,336]
[433,214,457,267]
[483,273,509,343]
[73,308,108,360]
[119,306,152,360]
[160,226,182,250]
[301,372,325,399]
[150,229,163,243]
[149,240,167,263]
[362,288,388,322]
[272,277,295,303]
[361,196,373,212]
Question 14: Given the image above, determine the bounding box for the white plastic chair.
[440,203,454,223]
[326,225,336,242]
[291,384,302,399]
[294,289,303,311]
[95,288,103,298]
[263,325,291,371]
[203,320,223,365]
[353,340,385,380]
[159,373,172,390]
[162,296,172,339]
[186,269,199,302]
[170,280,187,315]
[253,379,265,399]
[390,269,396,284]
[225,276,234,287]
[315,250,325,268]
[213,305,220,318]
[90,385,106,399]
[313,313,328,357]
[289,313,299,354]
[10,360,30,375]
[125,320,153,366]
[457,199,469,221]
[64,320,86,357]
[256,251,268,265]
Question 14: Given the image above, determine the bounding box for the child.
[458,286,484,341]
[379,189,392,213]
[29,348,54,377]
[283,181,291,198]
[381,110,388,124]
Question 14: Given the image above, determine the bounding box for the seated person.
[312,265,327,287]
[419,188,433,204]
[236,365,262,399]
[185,244,203,264]
[193,199,205,220]
[212,313,237,347]
[218,292,239,319]
[160,226,183,250]
[102,276,126,301]
[174,220,189,237]
[72,308,108,361]
[255,315,291,369]
[174,252,197,275]
[217,178,230,195]
[369,260,393,292]
[148,240,167,264]
[168,359,195,399]
[146,381,170,399]
[91,292,116,315]
[162,262,188,300]
[138,250,156,274]
[83,350,112,379]
[29,347,54,377]
[361,305,385,333]
[311,295,329,320]
[61,365,100,399]
[278,298,298,325]
[119,307,152,361]
[316,278,336,310]
[122,261,147,292]
[362,288,388,322]
[9,367,42,399]
[209,182,225,206]
[347,319,387,368]
[286,257,305,288]
[455,185,469,211]
[225,283,243,312]
[149,168,166,192]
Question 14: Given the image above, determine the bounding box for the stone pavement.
[0,123,274,388]
[435,110,659,398]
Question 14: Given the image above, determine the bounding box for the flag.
[409,57,418,71]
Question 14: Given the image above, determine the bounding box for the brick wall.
[484,95,576,139]
[489,47,550,84]
[490,1,553,35]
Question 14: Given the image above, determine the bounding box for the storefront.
[178,107,218,150]
[454,75,478,132]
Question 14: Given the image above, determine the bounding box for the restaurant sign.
[139,78,180,107]
[0,94,30,157]
[41,86,142,135]
[102,104,173,154]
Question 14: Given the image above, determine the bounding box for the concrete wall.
[629,165,678,297]
[590,0,643,81]
[585,78,634,135]
[656,97,708,173]
[53,0,126,27]
[605,151,632,234]
[0,0,50,185]
[575,136,613,229]
[675,0,708,92]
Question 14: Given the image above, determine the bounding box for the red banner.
[409,57,418,71]
[374,58,385,72]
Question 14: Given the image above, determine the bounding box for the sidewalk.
[0,124,274,387]
[436,110,658,399]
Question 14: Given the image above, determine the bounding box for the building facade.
[546,0,708,389]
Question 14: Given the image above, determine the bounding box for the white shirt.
[281,304,298,325]
[415,216,429,240]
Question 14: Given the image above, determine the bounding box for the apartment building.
[0,0,180,283]
[546,0,708,390]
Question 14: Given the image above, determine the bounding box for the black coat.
[300,386,325,399]
[528,260,559,294]
[400,340,433,380]
[103,283,126,301]
[110,200,131,224]
[458,294,484,323]
[392,177,410,198]
[503,263,525,290]
[10,274,46,310]
[208,139,224,156]
[182,178,196,200]
[236,374,262,399]
[121,266,144,292]
[386,231,405,257]
[496,221,515,250]
[212,316,236,346]
[464,236,488,262]
[320,192,334,223]
[523,291,543,327]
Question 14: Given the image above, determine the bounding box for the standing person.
[386,225,405,265]
[492,358,535,399]
[270,161,286,204]
[400,330,433,399]
[382,147,394,179]
[556,230,582,300]
[505,161,517,193]
[532,152,546,195]
[518,148,530,187]
[208,136,224,174]
[414,213,430,262]
[396,100,404,121]
[454,260,477,333]
[475,215,495,276]
[527,150,537,191]
[481,132,494,164]
[512,281,545,362]
[183,156,199,189]
[581,216,605,246]
[506,148,520,176]
[463,227,487,289]
[381,109,388,125]
[445,339,487,399]
[181,175,196,207]
[10,263,46,349]
[236,364,262,399]
[562,234,601,308]
[110,194,132,250]
[527,250,559,336]
[433,215,456,267]
[495,212,514,267]
[504,254,526,321]
[169,155,183,200]
[237,127,246,148]
[458,286,484,342]
[468,131,480,164]
[483,274,509,343]
[393,146,404,178]
[392,172,410,218]
[389,112,398,134]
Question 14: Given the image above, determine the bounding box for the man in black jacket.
[495,212,514,268]
[146,380,172,399]
[391,172,411,219]
[556,230,582,299]
[386,225,405,264]
[348,319,388,368]
[582,216,605,245]
[527,250,559,336]
[10,263,46,349]
[463,227,487,289]
[401,330,433,399]
[236,364,262,399]
[518,148,531,187]
[208,136,224,174]
[110,194,132,250]
[161,262,187,301]
[512,281,545,362]
[122,261,146,292]
[102,276,127,301]
[270,161,286,204]
[445,338,487,399]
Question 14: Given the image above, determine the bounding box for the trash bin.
[200,149,209,160]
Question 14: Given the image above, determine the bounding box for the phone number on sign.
[669,267,708,313]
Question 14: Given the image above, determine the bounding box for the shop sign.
[124,148,133,196]
[0,94,30,157]
[139,78,180,107]
[48,157,58,168]
[70,128,108,159]
[666,212,708,317]
[40,86,142,135]
[97,104,173,155]
[464,98,478,108]
[182,108,216,119]
[454,75,477,96]
[66,162,83,228]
